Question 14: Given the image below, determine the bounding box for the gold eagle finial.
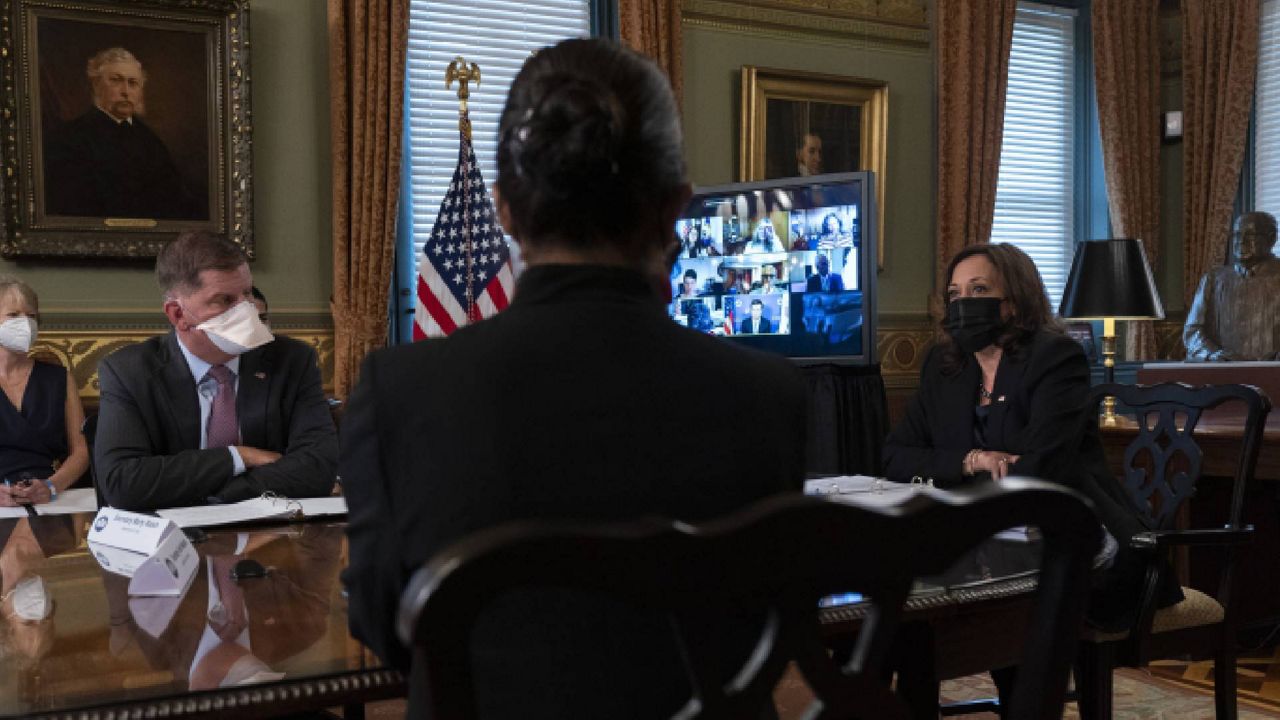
[445,57,481,140]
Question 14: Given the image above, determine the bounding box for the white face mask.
[0,316,37,354]
[6,575,53,622]
[195,300,274,356]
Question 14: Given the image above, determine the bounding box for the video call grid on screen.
[669,172,877,364]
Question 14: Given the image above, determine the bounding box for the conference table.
[817,494,1042,718]
[0,513,403,720]
[0,502,1042,719]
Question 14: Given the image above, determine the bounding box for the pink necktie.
[205,365,238,448]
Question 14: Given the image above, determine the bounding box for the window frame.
[391,0,611,344]
[991,0,1107,313]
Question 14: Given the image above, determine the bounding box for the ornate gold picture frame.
[740,66,887,269]
[0,0,252,259]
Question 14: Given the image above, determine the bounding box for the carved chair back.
[398,479,1099,720]
[1088,382,1270,530]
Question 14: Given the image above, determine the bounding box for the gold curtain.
[934,0,1017,305]
[1182,0,1259,309]
[328,0,408,399]
[1094,0,1162,359]
[619,0,683,107]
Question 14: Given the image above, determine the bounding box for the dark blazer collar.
[160,332,202,450]
[932,351,981,450]
[983,345,1031,449]
[512,264,663,309]
[236,344,272,448]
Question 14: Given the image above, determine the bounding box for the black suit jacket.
[739,315,772,334]
[43,108,203,219]
[806,272,845,292]
[342,264,807,719]
[95,332,337,510]
[883,330,1181,624]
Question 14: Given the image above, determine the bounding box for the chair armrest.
[1130,526,1254,550]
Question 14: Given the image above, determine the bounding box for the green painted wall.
[2,0,332,319]
[681,23,936,316]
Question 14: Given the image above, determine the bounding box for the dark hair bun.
[496,39,685,254]
[511,76,623,195]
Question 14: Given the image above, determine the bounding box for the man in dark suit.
[95,232,336,510]
[43,47,203,220]
[805,252,845,292]
[739,298,773,334]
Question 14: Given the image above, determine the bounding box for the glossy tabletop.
[0,499,1044,718]
[0,513,400,719]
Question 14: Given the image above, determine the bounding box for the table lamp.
[1059,238,1165,426]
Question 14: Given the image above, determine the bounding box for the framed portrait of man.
[0,0,252,259]
[740,66,887,269]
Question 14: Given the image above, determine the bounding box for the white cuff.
[228,447,246,476]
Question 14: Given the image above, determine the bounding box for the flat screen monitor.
[668,172,877,364]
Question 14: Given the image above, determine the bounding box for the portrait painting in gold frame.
[740,66,887,269]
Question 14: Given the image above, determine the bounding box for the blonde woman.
[0,277,87,506]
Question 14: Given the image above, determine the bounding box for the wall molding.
[876,312,933,389]
[33,312,335,399]
[874,313,1190,392]
[36,312,1185,403]
[683,0,929,53]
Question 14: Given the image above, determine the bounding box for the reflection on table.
[0,514,391,719]
[814,492,1045,691]
[819,533,1042,628]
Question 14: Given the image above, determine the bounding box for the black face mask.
[944,297,1005,354]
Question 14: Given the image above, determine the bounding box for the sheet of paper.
[296,496,347,516]
[804,475,884,495]
[805,475,920,508]
[35,488,99,515]
[0,506,31,519]
[156,495,348,528]
[157,497,290,528]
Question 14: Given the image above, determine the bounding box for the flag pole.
[446,57,481,320]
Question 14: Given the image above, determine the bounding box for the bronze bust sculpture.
[1184,211,1280,361]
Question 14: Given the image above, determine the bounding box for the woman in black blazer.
[884,243,1181,629]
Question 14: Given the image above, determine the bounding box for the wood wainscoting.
[33,311,334,413]
[876,314,1191,429]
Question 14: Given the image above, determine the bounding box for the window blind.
[1255,0,1280,216]
[404,0,590,262]
[991,2,1077,305]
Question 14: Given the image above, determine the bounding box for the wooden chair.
[398,479,1100,719]
[1076,382,1271,720]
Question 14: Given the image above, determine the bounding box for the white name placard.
[87,508,198,597]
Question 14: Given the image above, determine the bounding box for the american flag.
[413,122,514,339]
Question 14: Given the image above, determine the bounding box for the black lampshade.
[1059,239,1165,320]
